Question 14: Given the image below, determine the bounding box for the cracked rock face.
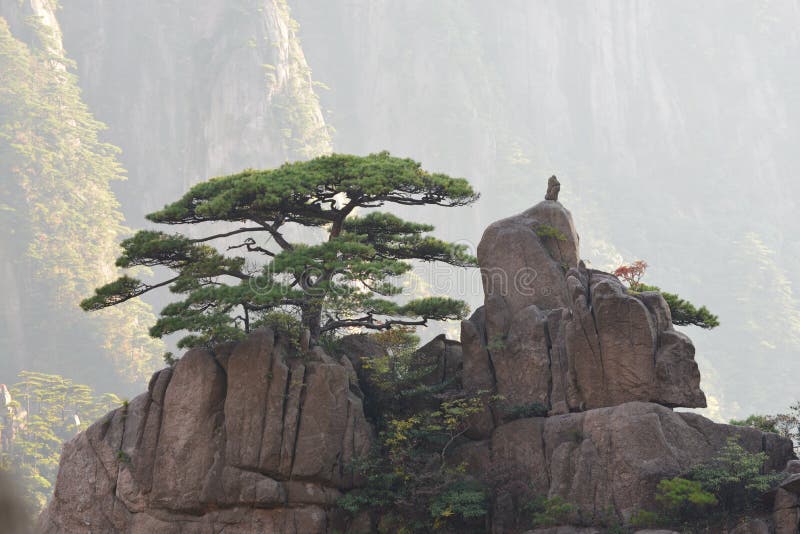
[463,199,706,420]
[455,198,795,531]
[453,402,794,533]
[36,198,796,533]
[37,329,372,533]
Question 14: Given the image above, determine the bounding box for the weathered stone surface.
[224,330,274,469]
[461,307,499,439]
[414,334,463,389]
[774,473,800,534]
[151,347,226,512]
[775,506,800,534]
[478,211,571,314]
[38,329,372,533]
[463,199,707,421]
[730,518,770,534]
[39,197,788,534]
[787,459,800,474]
[491,305,550,408]
[590,278,656,405]
[525,528,600,534]
[522,199,580,267]
[782,473,800,494]
[544,175,561,201]
[654,330,706,407]
[775,487,800,511]
[457,402,795,531]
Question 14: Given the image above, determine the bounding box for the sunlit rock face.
[454,196,793,530]
[463,197,705,419]
[37,329,372,533]
[454,402,793,532]
[36,198,798,533]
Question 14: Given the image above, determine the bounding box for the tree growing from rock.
[81,152,479,348]
[614,260,720,329]
[613,260,648,289]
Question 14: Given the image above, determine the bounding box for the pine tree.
[82,152,479,348]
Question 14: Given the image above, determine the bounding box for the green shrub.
[629,509,662,528]
[688,437,783,511]
[534,224,568,242]
[592,505,624,531]
[317,333,343,356]
[729,414,779,434]
[252,311,303,352]
[525,495,576,527]
[731,403,800,453]
[632,439,782,530]
[162,351,178,366]
[430,480,489,529]
[636,283,719,329]
[337,391,496,531]
[655,477,717,521]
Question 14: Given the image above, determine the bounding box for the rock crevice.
[463,199,706,415]
[37,190,796,533]
[38,331,372,533]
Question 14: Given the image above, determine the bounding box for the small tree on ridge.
[614,260,720,329]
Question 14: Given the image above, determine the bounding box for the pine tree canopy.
[637,283,720,329]
[81,152,479,348]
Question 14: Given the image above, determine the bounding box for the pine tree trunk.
[301,299,322,343]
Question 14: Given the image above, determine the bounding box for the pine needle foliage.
[82,152,479,348]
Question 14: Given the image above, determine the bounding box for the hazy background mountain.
[2,0,799,420]
[291,0,800,420]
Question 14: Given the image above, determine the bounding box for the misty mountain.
[2,0,799,419]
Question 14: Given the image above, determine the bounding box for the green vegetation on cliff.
[0,371,122,513]
[0,14,162,386]
[614,261,720,329]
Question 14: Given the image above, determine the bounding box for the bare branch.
[320,316,428,333]
[227,238,276,257]
[189,226,270,243]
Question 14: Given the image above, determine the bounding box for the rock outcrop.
[456,402,792,531]
[462,197,705,423]
[37,330,371,533]
[455,188,794,532]
[38,188,797,533]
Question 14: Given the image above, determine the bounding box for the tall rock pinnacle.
[545,175,560,200]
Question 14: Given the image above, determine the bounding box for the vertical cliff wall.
[58,0,331,226]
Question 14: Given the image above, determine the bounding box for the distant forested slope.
[0,2,161,392]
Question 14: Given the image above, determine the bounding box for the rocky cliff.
[450,186,795,532]
[38,331,371,533]
[38,190,798,533]
[0,0,164,389]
